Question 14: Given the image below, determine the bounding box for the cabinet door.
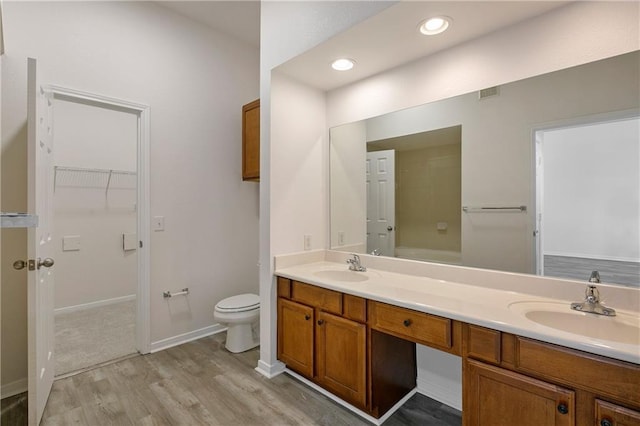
[464,359,575,426]
[242,99,260,181]
[277,298,314,377]
[596,399,640,426]
[316,311,367,409]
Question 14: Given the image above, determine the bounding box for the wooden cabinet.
[465,359,575,426]
[595,400,640,426]
[276,278,371,410]
[242,99,260,181]
[316,311,367,408]
[276,277,640,422]
[464,325,640,426]
[277,298,314,377]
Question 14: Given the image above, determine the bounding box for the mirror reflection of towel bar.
[163,288,189,298]
[462,205,527,212]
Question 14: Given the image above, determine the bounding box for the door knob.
[387,226,393,231]
[37,257,55,269]
[13,259,36,271]
[13,260,27,270]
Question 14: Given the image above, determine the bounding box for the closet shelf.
[54,166,136,194]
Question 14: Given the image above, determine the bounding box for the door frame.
[45,85,151,354]
[531,108,640,277]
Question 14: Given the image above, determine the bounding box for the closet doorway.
[534,113,640,286]
[48,87,150,376]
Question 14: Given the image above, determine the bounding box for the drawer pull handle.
[304,314,310,320]
[600,420,612,426]
[403,319,412,327]
[556,403,568,415]
[317,319,325,326]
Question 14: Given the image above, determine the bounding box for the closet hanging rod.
[53,166,136,194]
[462,205,527,213]
[54,165,136,175]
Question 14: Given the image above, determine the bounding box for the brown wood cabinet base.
[276,276,640,423]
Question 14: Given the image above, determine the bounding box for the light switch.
[63,235,81,251]
[153,216,165,231]
[437,222,448,231]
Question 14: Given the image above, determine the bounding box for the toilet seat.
[216,294,260,313]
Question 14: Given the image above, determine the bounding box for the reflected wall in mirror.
[330,51,640,287]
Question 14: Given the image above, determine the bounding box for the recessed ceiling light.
[419,16,451,35]
[331,58,355,71]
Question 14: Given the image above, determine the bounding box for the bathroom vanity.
[275,253,640,426]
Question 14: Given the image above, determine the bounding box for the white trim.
[416,376,462,411]
[149,324,227,353]
[285,369,417,426]
[254,359,286,378]
[44,85,152,356]
[1,378,28,399]
[54,294,136,315]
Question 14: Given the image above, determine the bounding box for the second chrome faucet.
[346,254,367,272]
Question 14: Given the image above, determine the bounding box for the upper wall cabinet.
[242,99,260,181]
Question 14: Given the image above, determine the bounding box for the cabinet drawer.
[595,399,640,425]
[277,277,291,299]
[464,324,501,364]
[515,337,640,406]
[369,301,452,350]
[292,281,342,314]
[343,294,366,323]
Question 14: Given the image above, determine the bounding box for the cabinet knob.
[317,319,324,326]
[600,419,612,426]
[556,403,569,415]
[403,319,412,327]
[304,314,310,320]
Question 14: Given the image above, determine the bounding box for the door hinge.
[139,241,143,248]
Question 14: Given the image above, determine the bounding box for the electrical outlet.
[153,216,165,231]
[338,231,345,246]
[304,234,312,251]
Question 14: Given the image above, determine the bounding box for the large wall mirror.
[330,51,639,287]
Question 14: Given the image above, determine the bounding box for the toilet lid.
[216,293,260,312]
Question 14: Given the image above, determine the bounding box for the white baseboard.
[254,359,286,378]
[149,324,227,353]
[284,369,416,426]
[416,375,462,411]
[55,294,136,315]
[1,378,28,399]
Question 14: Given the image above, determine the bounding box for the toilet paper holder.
[163,288,189,298]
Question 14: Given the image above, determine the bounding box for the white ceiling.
[159,1,260,48]
[158,1,569,91]
[276,1,569,91]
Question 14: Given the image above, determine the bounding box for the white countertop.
[275,259,640,364]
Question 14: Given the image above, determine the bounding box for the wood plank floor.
[36,333,460,425]
[544,255,640,287]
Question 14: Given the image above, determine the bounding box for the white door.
[27,57,56,425]
[366,150,395,256]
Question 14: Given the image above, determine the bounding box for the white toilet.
[214,293,260,353]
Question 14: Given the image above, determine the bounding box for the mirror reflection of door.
[536,115,640,286]
[367,126,462,264]
[366,150,395,256]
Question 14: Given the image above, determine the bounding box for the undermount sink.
[313,270,369,282]
[508,301,640,345]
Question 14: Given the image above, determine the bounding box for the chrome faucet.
[346,254,367,272]
[570,271,616,316]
